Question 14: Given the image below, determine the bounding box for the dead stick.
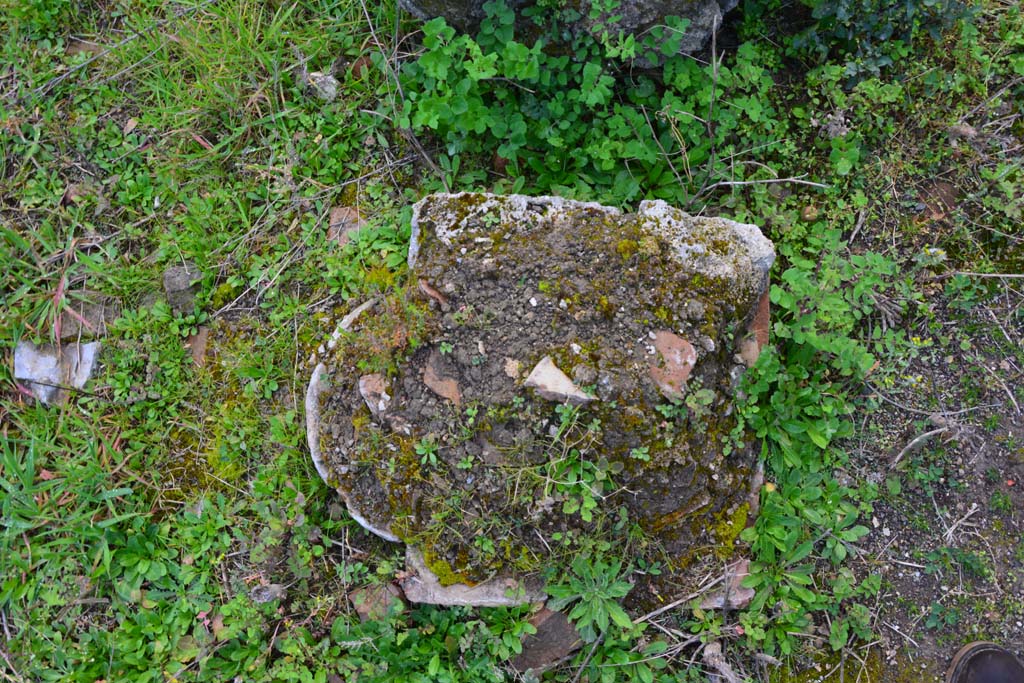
[889,427,949,468]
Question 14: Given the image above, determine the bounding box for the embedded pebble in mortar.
[649,331,697,400]
[523,356,595,405]
[504,358,522,379]
[358,374,391,416]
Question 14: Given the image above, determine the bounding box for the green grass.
[2,0,1023,679]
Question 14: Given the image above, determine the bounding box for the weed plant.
[2,0,1022,678]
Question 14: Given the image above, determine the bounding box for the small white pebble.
[529,297,538,307]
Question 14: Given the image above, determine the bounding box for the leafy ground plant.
[2,0,1023,680]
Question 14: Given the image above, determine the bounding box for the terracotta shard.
[749,288,770,350]
[738,289,770,368]
[349,54,373,79]
[700,559,755,611]
[187,326,211,367]
[328,206,367,246]
[423,351,461,406]
[649,331,697,400]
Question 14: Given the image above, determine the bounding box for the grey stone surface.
[163,261,202,316]
[408,193,612,270]
[305,71,339,101]
[637,199,775,298]
[56,290,120,340]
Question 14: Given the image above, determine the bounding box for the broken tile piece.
[748,288,770,350]
[523,356,594,405]
[328,206,367,246]
[649,331,696,400]
[423,351,461,406]
[13,340,101,405]
[400,547,545,607]
[186,326,210,367]
[417,278,450,310]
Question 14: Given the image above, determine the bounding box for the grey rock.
[511,607,583,673]
[14,341,101,405]
[572,364,598,386]
[56,290,120,340]
[637,200,775,298]
[306,71,339,102]
[249,584,287,604]
[409,193,613,269]
[163,261,202,316]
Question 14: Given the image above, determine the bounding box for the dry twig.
[702,641,742,683]
[889,427,950,468]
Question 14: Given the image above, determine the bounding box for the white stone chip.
[14,341,101,405]
[523,356,594,405]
